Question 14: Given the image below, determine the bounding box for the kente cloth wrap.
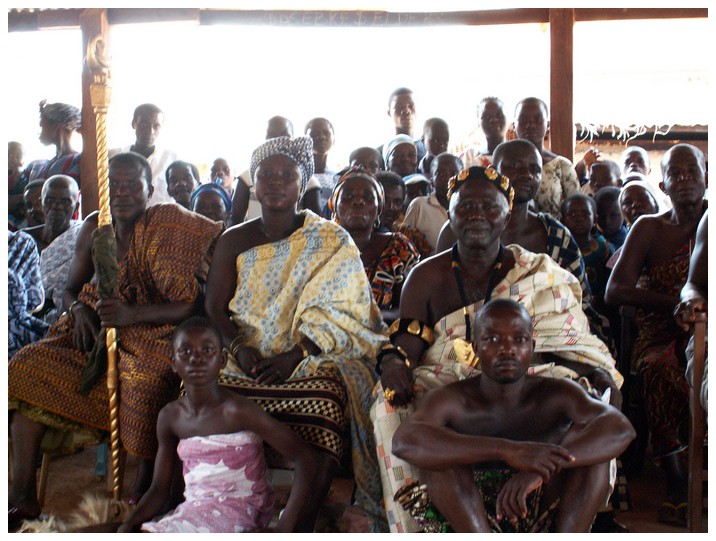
[395,468,558,533]
[371,244,620,532]
[533,156,580,220]
[8,230,49,358]
[393,222,433,259]
[365,232,420,309]
[539,212,615,353]
[219,211,389,531]
[141,432,275,533]
[249,135,314,196]
[631,242,693,458]
[8,204,223,459]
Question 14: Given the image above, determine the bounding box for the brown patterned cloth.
[9,204,223,459]
[218,369,348,465]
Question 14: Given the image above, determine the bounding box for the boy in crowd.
[594,187,628,249]
[581,160,622,196]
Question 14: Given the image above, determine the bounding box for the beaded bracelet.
[375,343,411,375]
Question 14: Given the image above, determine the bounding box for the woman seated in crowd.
[204,136,389,532]
[329,168,420,324]
[190,182,231,225]
[165,160,200,209]
[8,152,223,529]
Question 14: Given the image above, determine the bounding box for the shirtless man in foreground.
[393,299,635,532]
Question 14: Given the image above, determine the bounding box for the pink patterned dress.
[142,431,276,532]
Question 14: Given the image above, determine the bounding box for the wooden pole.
[80,9,108,217]
[83,8,122,501]
[549,8,575,162]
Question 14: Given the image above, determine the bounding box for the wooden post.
[79,9,108,218]
[549,8,574,162]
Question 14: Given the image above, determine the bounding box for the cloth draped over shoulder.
[8,204,223,458]
[372,244,620,532]
[631,241,693,458]
[534,155,580,220]
[366,232,420,309]
[221,211,389,531]
[40,222,82,324]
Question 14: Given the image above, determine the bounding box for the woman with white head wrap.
[205,136,390,531]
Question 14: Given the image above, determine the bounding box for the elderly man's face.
[43,180,78,233]
[449,181,510,249]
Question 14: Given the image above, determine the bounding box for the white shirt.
[402,194,449,254]
[110,145,178,206]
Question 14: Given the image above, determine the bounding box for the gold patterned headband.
[447,165,514,210]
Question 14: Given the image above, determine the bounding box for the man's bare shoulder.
[407,250,453,284]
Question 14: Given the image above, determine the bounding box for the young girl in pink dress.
[118,317,318,533]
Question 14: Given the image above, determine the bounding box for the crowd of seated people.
[7,88,707,533]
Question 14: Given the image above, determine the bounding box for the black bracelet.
[376,344,411,375]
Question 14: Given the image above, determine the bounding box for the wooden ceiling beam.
[8,8,707,32]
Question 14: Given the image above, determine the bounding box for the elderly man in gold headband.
[370,165,622,532]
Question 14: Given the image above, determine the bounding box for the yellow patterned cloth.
[371,244,621,532]
[220,211,389,531]
[9,204,223,459]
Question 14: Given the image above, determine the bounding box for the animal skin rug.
[16,492,132,533]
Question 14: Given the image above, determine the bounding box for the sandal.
[657,501,687,528]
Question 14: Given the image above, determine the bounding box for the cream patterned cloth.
[533,155,580,220]
[223,211,389,530]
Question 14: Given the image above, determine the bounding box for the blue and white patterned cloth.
[8,230,49,358]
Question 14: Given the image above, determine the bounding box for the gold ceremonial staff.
[85,35,122,501]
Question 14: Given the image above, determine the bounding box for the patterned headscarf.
[447,165,514,210]
[249,136,314,196]
[328,167,385,223]
[190,183,232,212]
[39,100,81,132]
[382,134,415,167]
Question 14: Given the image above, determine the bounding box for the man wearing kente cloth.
[371,165,623,532]
[8,152,223,528]
[606,143,707,527]
[392,299,635,532]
